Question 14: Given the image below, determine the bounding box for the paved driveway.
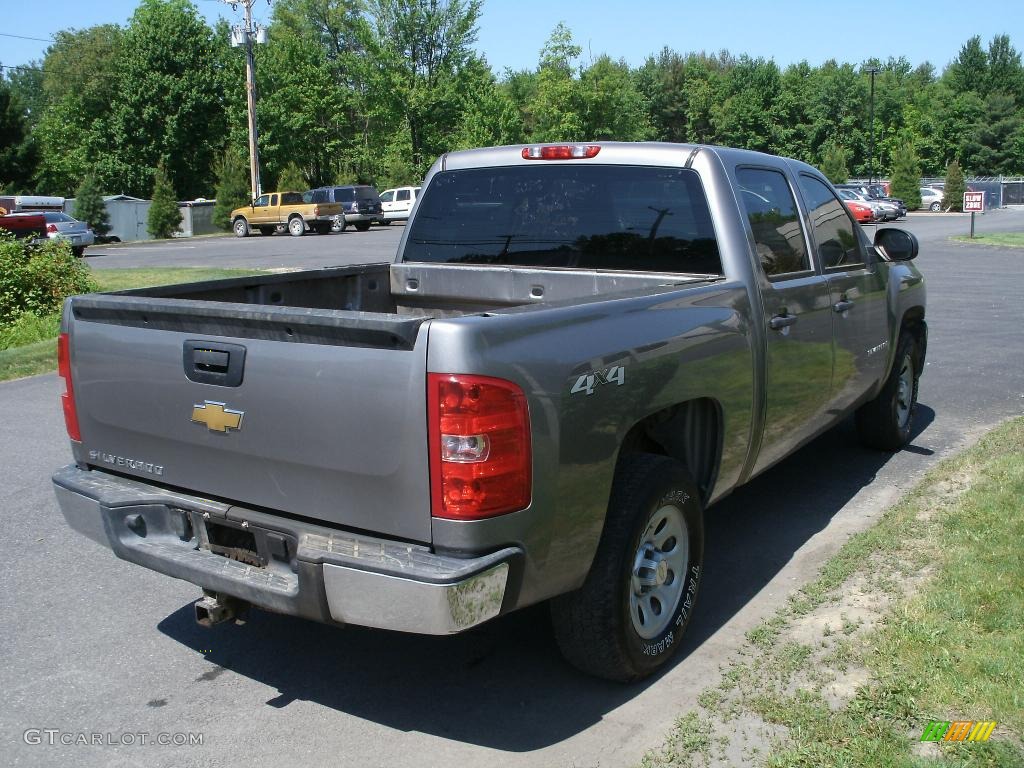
[2,210,1022,767]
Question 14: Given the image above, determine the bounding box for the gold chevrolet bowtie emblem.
[191,401,244,433]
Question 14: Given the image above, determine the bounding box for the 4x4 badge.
[191,401,244,433]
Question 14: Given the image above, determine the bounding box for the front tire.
[288,216,305,237]
[550,454,704,682]
[856,329,921,450]
[233,218,249,238]
[929,201,941,212]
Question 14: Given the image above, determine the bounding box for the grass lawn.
[643,417,1024,767]
[0,268,265,382]
[952,232,1024,248]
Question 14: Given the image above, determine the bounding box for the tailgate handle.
[193,349,230,372]
[184,340,246,387]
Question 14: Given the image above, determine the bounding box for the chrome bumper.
[52,465,517,635]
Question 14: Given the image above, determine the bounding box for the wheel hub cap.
[629,503,689,640]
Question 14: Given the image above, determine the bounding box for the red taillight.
[428,373,531,520]
[521,144,601,160]
[314,206,321,217]
[57,333,81,441]
[47,223,58,233]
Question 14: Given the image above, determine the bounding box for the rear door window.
[404,165,721,274]
[334,188,355,202]
[355,187,380,201]
[798,175,866,269]
[736,167,809,277]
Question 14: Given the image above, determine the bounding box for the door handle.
[833,299,855,313]
[769,313,799,330]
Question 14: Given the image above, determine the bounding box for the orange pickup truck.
[230,191,342,237]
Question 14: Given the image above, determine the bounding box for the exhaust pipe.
[194,591,249,627]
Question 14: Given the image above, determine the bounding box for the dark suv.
[308,185,383,231]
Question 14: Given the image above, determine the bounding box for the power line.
[0,32,55,43]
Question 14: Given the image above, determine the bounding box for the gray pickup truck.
[53,142,926,681]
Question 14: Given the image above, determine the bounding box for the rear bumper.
[52,465,518,635]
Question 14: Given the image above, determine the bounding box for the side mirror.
[874,228,919,261]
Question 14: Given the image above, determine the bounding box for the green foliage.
[0,80,36,193]
[147,163,181,239]
[276,162,308,191]
[95,0,226,199]
[943,160,965,212]
[820,143,849,184]
[0,234,96,327]
[73,175,111,237]
[527,23,584,141]
[962,92,1024,175]
[889,139,922,210]
[12,8,1024,204]
[212,150,252,230]
[0,312,60,351]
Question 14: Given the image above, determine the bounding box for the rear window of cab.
[404,165,721,275]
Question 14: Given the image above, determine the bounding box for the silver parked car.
[920,187,944,212]
[41,212,95,256]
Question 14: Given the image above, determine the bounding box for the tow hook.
[194,590,250,627]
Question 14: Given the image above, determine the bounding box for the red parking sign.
[964,192,984,212]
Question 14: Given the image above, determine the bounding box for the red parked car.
[843,199,873,224]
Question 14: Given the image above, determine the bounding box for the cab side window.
[396,189,411,202]
[736,167,809,277]
[798,175,865,269]
[270,194,279,207]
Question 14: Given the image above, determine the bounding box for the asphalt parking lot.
[1,209,1022,767]
[82,222,407,270]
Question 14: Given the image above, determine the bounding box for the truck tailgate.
[67,302,433,543]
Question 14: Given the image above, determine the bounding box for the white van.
[378,186,421,223]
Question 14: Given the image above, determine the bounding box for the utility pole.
[226,0,269,200]
[865,65,880,186]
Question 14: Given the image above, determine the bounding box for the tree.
[365,0,484,174]
[277,162,308,191]
[147,164,181,239]
[32,25,123,196]
[821,143,849,184]
[943,160,965,212]
[961,92,1024,175]
[73,175,111,237]
[95,0,226,199]
[528,23,583,141]
[212,149,251,230]
[578,55,652,141]
[0,80,36,193]
[889,138,922,211]
[946,35,988,95]
[986,34,1024,105]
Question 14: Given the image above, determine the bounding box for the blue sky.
[2,0,1023,75]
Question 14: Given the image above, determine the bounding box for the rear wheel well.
[900,307,927,374]
[617,398,722,504]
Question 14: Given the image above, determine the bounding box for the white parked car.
[378,186,421,223]
[919,187,945,212]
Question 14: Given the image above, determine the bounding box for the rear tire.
[288,216,305,237]
[233,218,249,238]
[72,247,85,258]
[550,453,704,682]
[354,221,371,232]
[856,330,921,450]
[929,201,941,212]
[314,222,331,235]
[259,226,274,236]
